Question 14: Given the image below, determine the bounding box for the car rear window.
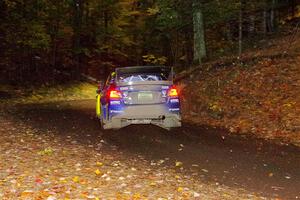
[116,66,172,83]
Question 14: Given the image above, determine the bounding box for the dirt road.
[0,100,299,199]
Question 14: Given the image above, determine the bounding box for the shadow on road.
[8,100,300,199]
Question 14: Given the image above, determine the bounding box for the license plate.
[138,92,153,101]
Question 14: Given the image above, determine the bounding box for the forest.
[0,0,299,83]
[1,1,300,199]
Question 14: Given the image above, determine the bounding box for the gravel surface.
[0,100,299,199]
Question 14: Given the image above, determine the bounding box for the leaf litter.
[181,38,300,147]
[0,109,268,199]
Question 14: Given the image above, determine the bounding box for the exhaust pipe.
[159,115,166,120]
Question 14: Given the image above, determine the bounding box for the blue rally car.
[96,66,181,130]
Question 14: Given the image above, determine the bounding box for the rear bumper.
[104,104,181,129]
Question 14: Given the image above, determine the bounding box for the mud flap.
[153,115,181,130]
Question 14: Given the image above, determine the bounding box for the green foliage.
[0,0,298,82]
[22,23,50,50]
[142,54,168,65]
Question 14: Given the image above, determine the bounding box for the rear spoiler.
[117,80,173,86]
[115,66,174,81]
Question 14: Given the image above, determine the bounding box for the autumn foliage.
[181,32,300,146]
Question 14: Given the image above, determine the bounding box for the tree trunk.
[73,0,83,79]
[249,14,255,34]
[238,0,243,56]
[269,0,276,32]
[193,2,206,65]
[262,5,267,35]
[226,22,232,42]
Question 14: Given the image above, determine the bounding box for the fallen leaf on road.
[95,169,102,176]
[131,167,137,171]
[38,147,53,156]
[133,193,141,199]
[47,196,57,200]
[59,177,67,183]
[268,173,273,177]
[20,190,34,197]
[175,161,183,167]
[194,191,200,197]
[149,182,156,186]
[72,176,79,183]
[35,178,43,184]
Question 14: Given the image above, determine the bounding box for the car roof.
[115,66,172,74]
[115,65,170,70]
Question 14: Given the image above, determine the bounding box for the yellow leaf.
[175,161,183,167]
[38,147,53,156]
[20,190,34,197]
[133,193,141,199]
[283,103,292,108]
[59,178,67,183]
[147,7,159,15]
[72,176,79,183]
[95,169,102,176]
[149,182,156,186]
[177,187,184,192]
[96,162,103,167]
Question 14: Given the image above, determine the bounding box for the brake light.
[109,89,122,99]
[168,86,178,97]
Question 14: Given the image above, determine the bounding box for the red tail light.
[168,86,178,97]
[109,89,122,99]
